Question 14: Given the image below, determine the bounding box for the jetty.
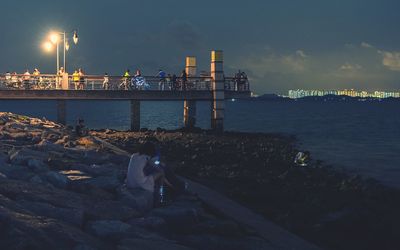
[0,51,251,131]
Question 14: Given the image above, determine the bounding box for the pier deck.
[0,90,251,100]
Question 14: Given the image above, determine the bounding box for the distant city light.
[42,41,53,52]
[288,89,400,99]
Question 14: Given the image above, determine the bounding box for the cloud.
[361,42,373,48]
[339,62,362,71]
[296,50,307,58]
[167,20,203,50]
[281,50,308,72]
[379,51,400,71]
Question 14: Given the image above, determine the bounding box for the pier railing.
[0,74,249,92]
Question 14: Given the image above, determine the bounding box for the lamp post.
[44,30,79,74]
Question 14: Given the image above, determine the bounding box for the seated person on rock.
[126,142,184,204]
[75,118,88,137]
[126,142,174,200]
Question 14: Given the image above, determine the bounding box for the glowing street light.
[73,31,78,45]
[42,41,54,52]
[43,29,79,73]
[49,33,60,44]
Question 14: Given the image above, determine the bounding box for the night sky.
[0,0,399,94]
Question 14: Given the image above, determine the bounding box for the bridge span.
[0,51,251,131]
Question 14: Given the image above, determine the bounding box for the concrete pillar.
[183,100,197,128]
[130,100,141,131]
[183,56,197,128]
[61,73,69,90]
[211,50,225,132]
[56,99,67,125]
[185,56,197,77]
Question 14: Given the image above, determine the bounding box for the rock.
[17,200,84,227]
[0,203,101,249]
[0,172,7,179]
[86,220,131,238]
[118,238,192,250]
[127,216,167,231]
[117,187,154,213]
[86,200,142,221]
[27,158,49,173]
[44,171,69,189]
[82,150,110,165]
[0,164,34,181]
[150,206,201,232]
[8,148,49,165]
[75,176,122,192]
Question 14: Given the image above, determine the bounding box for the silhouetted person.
[180,70,187,91]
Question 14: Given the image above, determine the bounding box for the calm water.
[1,99,399,188]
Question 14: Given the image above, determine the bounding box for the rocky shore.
[93,128,400,250]
[0,113,274,250]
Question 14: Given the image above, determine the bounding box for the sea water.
[1,99,399,188]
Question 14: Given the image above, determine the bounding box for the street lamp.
[43,29,79,74]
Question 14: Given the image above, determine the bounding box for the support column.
[185,56,197,77]
[184,100,197,128]
[211,50,225,132]
[183,56,197,128]
[130,100,141,131]
[56,99,67,125]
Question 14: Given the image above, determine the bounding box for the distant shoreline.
[252,94,400,102]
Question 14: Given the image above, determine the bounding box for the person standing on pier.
[33,68,40,88]
[122,69,131,90]
[166,74,172,90]
[171,74,177,90]
[180,70,187,91]
[157,69,166,91]
[5,71,11,87]
[23,70,31,89]
[78,68,85,90]
[73,70,80,90]
[102,73,110,90]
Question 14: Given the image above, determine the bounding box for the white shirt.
[126,153,155,192]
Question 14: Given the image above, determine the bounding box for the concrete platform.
[0,90,250,101]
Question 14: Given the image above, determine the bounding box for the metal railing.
[0,74,249,92]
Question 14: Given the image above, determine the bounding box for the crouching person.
[123,142,178,210]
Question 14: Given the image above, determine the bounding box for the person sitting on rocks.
[294,151,310,167]
[75,118,88,137]
[127,142,177,205]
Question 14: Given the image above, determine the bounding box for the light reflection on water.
[1,99,399,188]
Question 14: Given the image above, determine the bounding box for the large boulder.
[27,158,49,173]
[44,171,70,189]
[150,206,201,232]
[86,200,142,221]
[117,187,154,213]
[86,220,131,239]
[0,164,34,181]
[8,148,49,165]
[127,216,167,232]
[0,204,101,249]
[70,175,122,193]
[17,200,84,227]
[118,238,192,250]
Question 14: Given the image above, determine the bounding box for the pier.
[0,51,251,131]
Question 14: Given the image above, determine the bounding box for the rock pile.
[94,128,400,250]
[0,113,272,250]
